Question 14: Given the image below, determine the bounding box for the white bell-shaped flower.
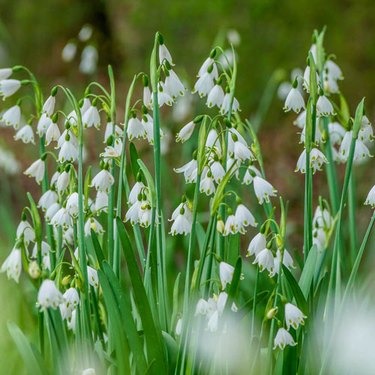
[235,204,257,233]
[273,328,296,350]
[16,220,35,244]
[164,69,185,99]
[284,87,305,113]
[200,172,216,196]
[60,287,80,320]
[253,176,277,204]
[1,105,21,129]
[0,79,21,98]
[24,159,45,184]
[247,233,267,257]
[253,248,274,275]
[45,121,60,145]
[37,113,53,136]
[174,159,198,183]
[91,169,114,193]
[14,125,35,144]
[0,68,12,80]
[176,120,195,143]
[38,189,58,211]
[219,262,234,289]
[316,95,335,117]
[127,116,145,141]
[285,303,307,330]
[45,203,61,222]
[38,279,64,310]
[206,84,224,108]
[1,248,22,283]
[364,185,375,208]
[82,105,101,129]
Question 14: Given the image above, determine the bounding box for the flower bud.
[266,307,278,320]
[28,261,41,279]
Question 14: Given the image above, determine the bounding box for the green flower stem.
[150,32,168,330]
[321,117,340,213]
[107,66,116,272]
[348,174,358,268]
[183,173,201,312]
[251,266,260,339]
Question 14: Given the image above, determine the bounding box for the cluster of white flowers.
[246,232,295,277]
[273,303,306,350]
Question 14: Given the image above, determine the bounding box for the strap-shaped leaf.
[116,217,167,374]
[282,265,308,314]
[8,321,48,375]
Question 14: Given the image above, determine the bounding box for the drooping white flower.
[56,171,70,193]
[285,303,307,330]
[233,140,253,161]
[206,84,225,108]
[206,129,222,156]
[194,72,215,98]
[45,121,60,145]
[316,95,335,117]
[302,65,320,93]
[60,287,80,320]
[223,214,237,236]
[209,160,225,183]
[102,138,123,161]
[51,207,72,230]
[273,328,297,350]
[82,105,101,129]
[164,69,185,99]
[295,148,327,174]
[1,105,21,129]
[84,218,104,236]
[197,57,217,78]
[143,85,152,109]
[254,248,274,275]
[1,248,22,283]
[94,191,108,213]
[176,121,195,143]
[14,125,35,144]
[174,159,198,183]
[293,110,306,129]
[272,249,295,277]
[38,279,64,310]
[159,43,174,65]
[139,204,152,228]
[0,79,21,98]
[170,204,192,236]
[16,220,35,244]
[235,204,257,232]
[220,93,240,115]
[58,138,78,163]
[207,310,219,332]
[195,298,210,316]
[328,122,346,145]
[127,115,145,141]
[243,165,262,185]
[24,159,45,184]
[219,262,234,289]
[339,131,371,162]
[247,233,267,257]
[66,192,80,217]
[284,88,305,113]
[37,113,53,136]
[91,169,114,193]
[364,185,375,208]
[45,203,61,222]
[158,82,174,107]
[0,68,12,80]
[38,189,58,211]
[359,118,374,143]
[67,309,77,331]
[42,95,56,116]
[103,122,122,143]
[125,199,143,225]
[87,266,99,289]
[324,60,343,81]
[253,176,277,204]
[200,172,216,196]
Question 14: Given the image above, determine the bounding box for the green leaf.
[90,230,105,265]
[8,321,48,375]
[98,268,131,374]
[116,217,167,374]
[102,262,148,374]
[130,142,140,179]
[299,245,318,299]
[282,265,308,314]
[211,163,235,215]
[352,98,365,138]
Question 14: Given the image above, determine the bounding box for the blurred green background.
[1,0,375,372]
